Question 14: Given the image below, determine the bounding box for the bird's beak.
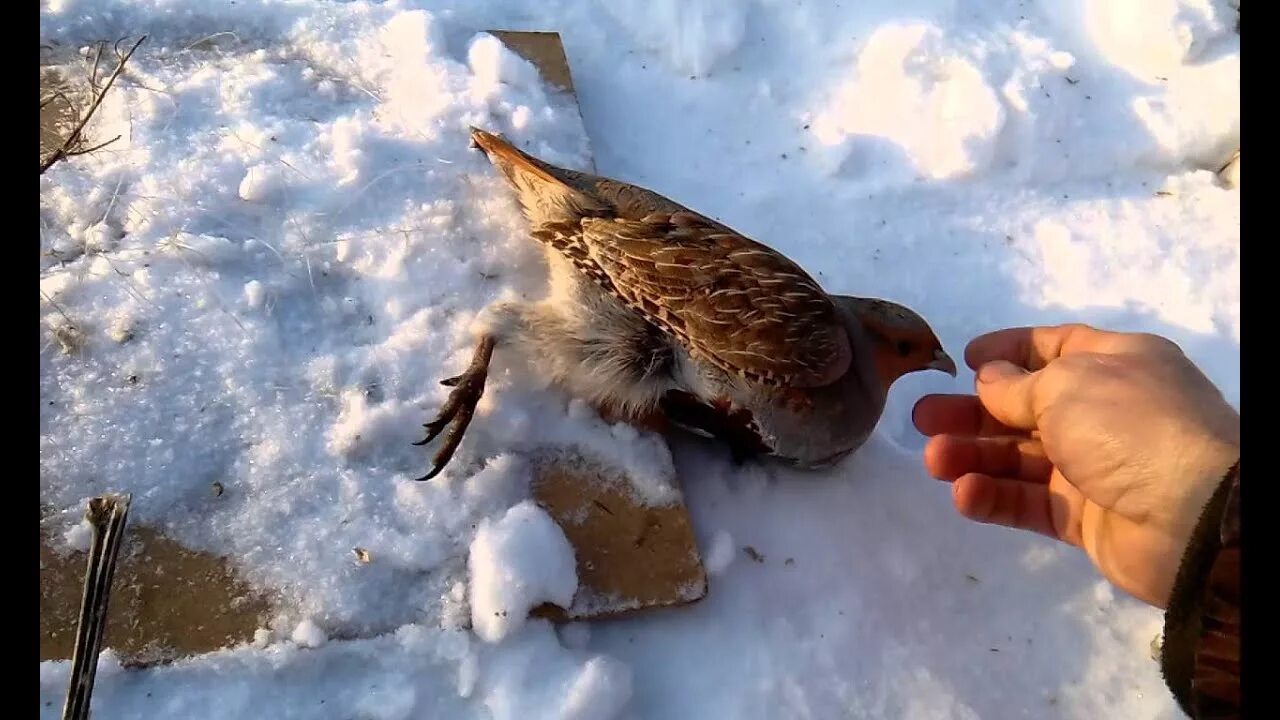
[926,349,957,377]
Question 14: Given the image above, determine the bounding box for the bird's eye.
[895,340,913,357]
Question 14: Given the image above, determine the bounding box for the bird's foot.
[413,336,496,481]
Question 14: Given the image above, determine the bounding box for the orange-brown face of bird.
[837,296,956,390]
[868,324,956,389]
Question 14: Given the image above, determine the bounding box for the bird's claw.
[412,463,446,483]
[411,418,450,446]
[412,337,496,481]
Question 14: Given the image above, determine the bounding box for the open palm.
[912,324,1240,608]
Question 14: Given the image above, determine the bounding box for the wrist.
[1159,459,1241,717]
[1169,437,1240,547]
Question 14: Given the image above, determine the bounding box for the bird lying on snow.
[413,128,956,481]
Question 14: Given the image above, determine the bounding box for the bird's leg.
[413,336,496,481]
[595,402,668,433]
[659,390,770,465]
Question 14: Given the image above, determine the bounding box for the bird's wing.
[571,211,852,388]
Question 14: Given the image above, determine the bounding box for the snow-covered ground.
[39,0,1239,718]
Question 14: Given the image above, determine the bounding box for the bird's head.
[833,296,956,388]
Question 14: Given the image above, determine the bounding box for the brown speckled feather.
[473,128,853,388]
[537,211,851,387]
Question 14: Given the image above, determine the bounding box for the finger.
[912,394,1022,437]
[1046,470,1087,548]
[972,360,1044,430]
[971,357,1090,432]
[951,473,1061,540]
[964,324,1143,372]
[924,435,1053,484]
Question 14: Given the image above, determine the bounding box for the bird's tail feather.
[468,127,604,224]
[469,127,563,188]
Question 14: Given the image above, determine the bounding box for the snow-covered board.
[39,30,705,667]
[40,55,273,665]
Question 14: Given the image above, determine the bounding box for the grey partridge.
[413,128,956,480]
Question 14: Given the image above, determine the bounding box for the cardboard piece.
[530,459,706,622]
[490,31,579,96]
[39,514,270,665]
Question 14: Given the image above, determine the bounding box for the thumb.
[974,360,1042,431]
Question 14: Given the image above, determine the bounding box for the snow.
[703,529,736,576]
[468,33,543,92]
[468,500,578,643]
[62,518,93,552]
[39,0,1237,718]
[290,618,329,649]
[601,0,749,77]
[251,628,272,649]
[811,22,1007,180]
[558,622,592,651]
[558,656,634,720]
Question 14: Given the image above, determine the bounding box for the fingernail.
[977,360,1024,383]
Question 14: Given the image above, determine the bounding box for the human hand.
[912,324,1239,608]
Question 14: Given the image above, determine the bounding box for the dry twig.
[40,35,147,175]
